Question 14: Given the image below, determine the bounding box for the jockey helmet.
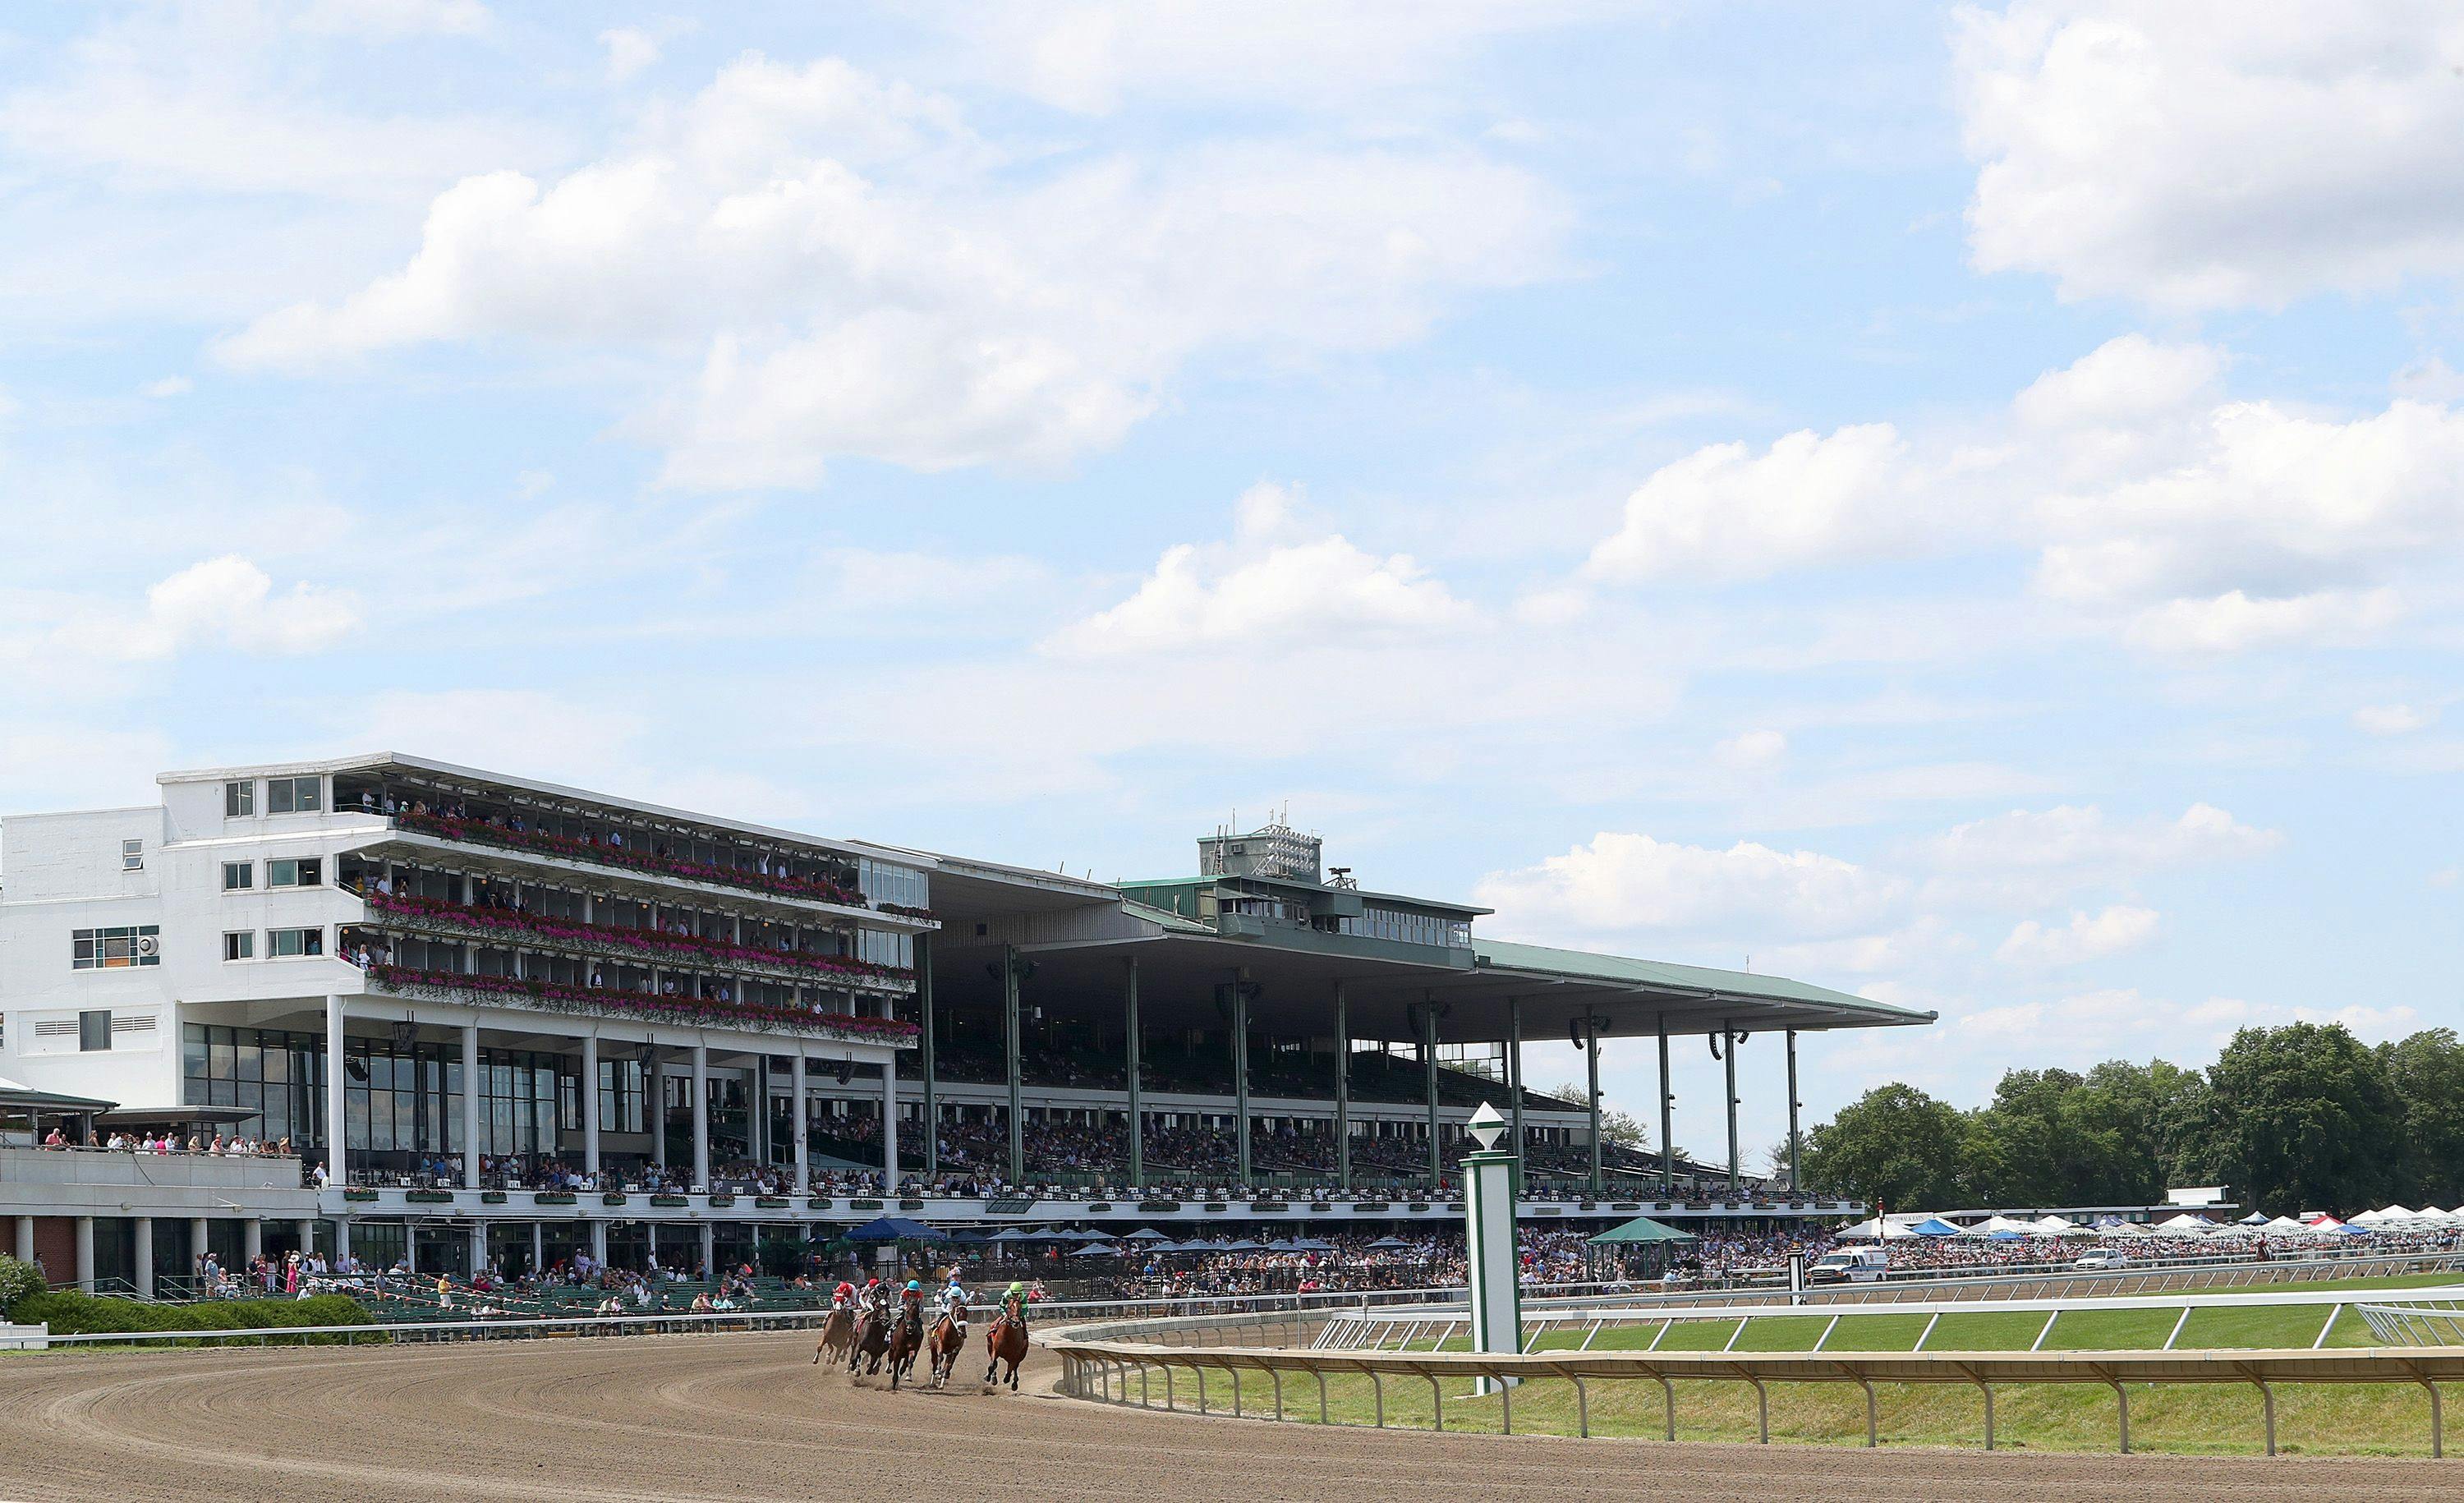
[906,1280,921,1291]
[865,1276,879,1287]
[1007,1280,1025,1294]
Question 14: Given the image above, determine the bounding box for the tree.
[1547,1084,1651,1150]
[1800,1083,1974,1211]
[2381,1029,2464,1207]
[2204,1023,2406,1216]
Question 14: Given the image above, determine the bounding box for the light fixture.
[1467,1101,1507,1152]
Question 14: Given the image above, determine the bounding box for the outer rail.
[1048,1325,2464,1458]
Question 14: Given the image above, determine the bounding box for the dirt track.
[0,1332,2451,1502]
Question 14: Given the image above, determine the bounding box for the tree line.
[1799,1023,2464,1218]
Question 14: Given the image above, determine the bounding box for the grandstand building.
[0,755,1929,1290]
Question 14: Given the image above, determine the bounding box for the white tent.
[1979,1215,2043,1236]
[2030,1215,2081,1235]
[2262,1214,2307,1232]
[2154,1212,2217,1234]
[2236,1211,2270,1225]
[1833,1217,1919,1241]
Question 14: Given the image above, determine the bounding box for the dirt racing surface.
[0,1331,2450,1503]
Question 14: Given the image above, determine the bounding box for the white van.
[1807,1247,1891,1285]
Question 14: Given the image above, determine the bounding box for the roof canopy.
[1589,1215,1699,1245]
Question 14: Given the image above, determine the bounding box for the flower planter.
[848,1198,883,1211]
[480,1191,508,1205]
[602,1193,627,1206]
[407,1190,453,1204]
[649,1195,688,1207]
[1202,1202,1228,1213]
[537,1193,577,1206]
[706,1194,735,1207]
[342,1188,379,1202]
[1353,1202,1389,1212]
[1137,1200,1180,1213]
[806,1197,832,1211]
[898,1198,925,1211]
[1309,1202,1332,1212]
[1087,1202,1112,1213]
[1407,1202,1430,1212]
[755,1196,788,1209]
[1249,1201,1289,1212]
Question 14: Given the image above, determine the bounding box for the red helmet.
[865,1277,880,1287]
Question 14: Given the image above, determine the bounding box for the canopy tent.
[1367,1236,1414,1248]
[1588,1216,1698,1246]
[1908,1217,1966,1238]
[2236,1211,2271,1225]
[2154,1212,2217,1234]
[2305,1215,2346,1231]
[2262,1215,2306,1231]
[1977,1215,2042,1236]
[843,1216,948,1243]
[1833,1217,1919,1241]
[1123,1228,1173,1242]
[1069,1243,1123,1257]
[2031,1215,2082,1234]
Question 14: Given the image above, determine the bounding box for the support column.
[917,935,937,1181]
[14,1216,34,1266]
[1586,1013,1602,1197]
[1507,997,1524,1197]
[691,1044,710,1191]
[1002,944,1023,1186]
[754,1057,770,1165]
[74,1216,95,1292]
[330,1217,347,1266]
[1724,1022,1741,1197]
[324,993,348,1188]
[1123,956,1142,1188]
[696,1222,715,1279]
[531,1221,543,1277]
[1231,974,1252,1188]
[469,1223,486,1278]
[133,1217,154,1298]
[1334,981,1351,1193]
[462,1022,481,1189]
[1657,1016,1675,1194]
[1423,1000,1441,1188]
[190,1216,209,1279]
[241,1219,262,1266]
[650,1050,668,1172]
[1786,1029,1803,1196]
[589,1220,608,1266]
[791,1053,810,1194]
[582,1034,601,1183]
[880,1050,899,1190]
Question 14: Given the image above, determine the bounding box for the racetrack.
[0,1332,2451,1502]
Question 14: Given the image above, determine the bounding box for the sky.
[2,2,2459,1174]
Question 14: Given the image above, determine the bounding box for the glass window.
[268,857,322,888]
[225,780,255,816]
[266,775,323,814]
[269,926,324,958]
[121,839,144,871]
[79,1010,112,1051]
[222,861,253,891]
[223,931,255,961]
[71,925,159,969]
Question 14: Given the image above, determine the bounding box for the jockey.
[899,1279,925,1339]
[1000,1280,1029,1328]
[830,1280,855,1312]
[862,1276,887,1316]
[938,1275,968,1333]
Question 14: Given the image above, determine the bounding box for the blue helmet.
[906,1280,921,1291]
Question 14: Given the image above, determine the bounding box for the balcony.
[364,812,935,931]
[355,889,916,996]
[364,963,918,1048]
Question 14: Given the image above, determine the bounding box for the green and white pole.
[1462,1101,1522,1395]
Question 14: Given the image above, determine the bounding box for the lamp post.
[1461,1101,1521,1395]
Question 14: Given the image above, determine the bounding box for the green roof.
[1473,937,1932,1022]
[1589,1215,1698,1244]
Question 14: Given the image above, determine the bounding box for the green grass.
[1117,1271,2464,1456]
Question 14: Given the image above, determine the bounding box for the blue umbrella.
[844,1216,949,1243]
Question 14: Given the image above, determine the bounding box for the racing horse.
[885,1308,924,1390]
[926,1311,968,1390]
[848,1306,891,1377]
[813,1303,856,1367]
[982,1311,1028,1391]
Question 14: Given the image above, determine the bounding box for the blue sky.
[4,2,2459,1170]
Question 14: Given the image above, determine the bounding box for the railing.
[2361,1300,2464,1345]
[1047,1312,2464,1457]
[387,811,879,911]
[365,964,917,1046]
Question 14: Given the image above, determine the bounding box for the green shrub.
[13,1290,370,1336]
[0,1253,44,1320]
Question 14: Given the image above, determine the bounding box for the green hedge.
[0,1253,44,1318]
[14,1291,370,1336]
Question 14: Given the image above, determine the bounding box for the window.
[266,775,322,814]
[222,861,254,891]
[121,839,144,871]
[268,857,322,889]
[224,780,255,816]
[268,926,324,958]
[223,931,255,961]
[79,1010,113,1051]
[72,925,159,969]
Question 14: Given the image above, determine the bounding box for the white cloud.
[217,53,1566,483]
[295,0,494,38]
[1993,903,2158,967]
[1919,801,2280,901]
[1045,484,1477,657]
[52,557,361,661]
[2355,703,2436,736]
[2124,587,2401,654]
[140,375,193,398]
[2011,332,2222,431]
[1583,423,1913,584]
[1715,729,1787,769]
[1476,830,1910,944]
[600,26,663,83]
[1956,2,2464,310]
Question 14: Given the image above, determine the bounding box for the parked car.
[1806,1247,1891,1284]
[2072,1248,2131,1270]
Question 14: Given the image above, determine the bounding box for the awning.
[1588,1215,1699,1245]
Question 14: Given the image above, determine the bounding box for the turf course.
[1134,1273,2464,1456]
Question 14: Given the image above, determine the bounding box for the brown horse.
[926,1312,967,1390]
[814,1304,855,1367]
[885,1309,923,1390]
[848,1308,890,1376]
[982,1312,1028,1390]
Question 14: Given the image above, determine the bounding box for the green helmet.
[1008,1280,1025,1294]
